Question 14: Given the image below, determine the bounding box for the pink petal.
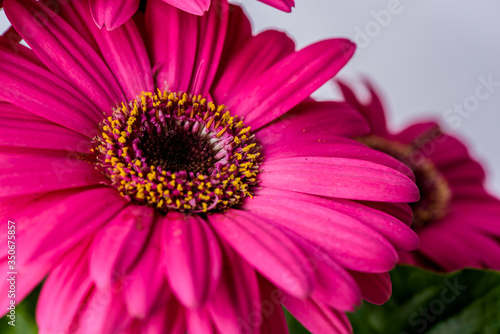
[257,276,289,334]
[146,0,198,92]
[209,210,314,298]
[36,241,94,334]
[254,188,418,251]
[263,136,415,182]
[4,0,126,113]
[338,79,389,136]
[213,30,295,103]
[0,149,106,198]
[256,101,369,146]
[223,39,355,130]
[258,0,294,12]
[297,241,362,312]
[283,296,352,334]
[90,205,155,289]
[14,187,127,264]
[75,288,132,334]
[123,223,170,318]
[188,0,229,96]
[89,0,140,30]
[163,0,211,15]
[141,300,186,334]
[244,194,399,273]
[260,156,420,202]
[0,43,103,136]
[348,271,392,305]
[188,309,218,334]
[207,244,260,334]
[0,103,92,152]
[162,212,222,309]
[91,17,154,101]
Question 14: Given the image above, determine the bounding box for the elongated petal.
[163,0,211,15]
[258,0,294,12]
[348,271,392,305]
[244,194,399,273]
[5,0,125,112]
[90,205,154,288]
[123,223,170,318]
[36,241,93,334]
[90,0,140,30]
[0,149,105,198]
[162,212,222,309]
[213,30,295,103]
[210,210,314,298]
[257,101,369,145]
[0,103,91,152]
[208,245,260,334]
[0,44,102,136]
[146,0,198,91]
[284,297,352,334]
[223,39,355,130]
[260,156,419,202]
[257,276,289,334]
[92,18,154,100]
[13,187,127,264]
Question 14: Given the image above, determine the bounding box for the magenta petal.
[257,101,370,145]
[0,150,105,198]
[141,300,186,334]
[0,44,103,136]
[162,212,222,309]
[207,245,260,334]
[209,210,314,298]
[244,195,399,273]
[5,0,126,112]
[89,205,154,289]
[146,0,198,92]
[257,276,289,334]
[14,187,127,264]
[258,0,294,12]
[296,241,361,312]
[254,188,418,251]
[338,79,389,137]
[213,30,295,103]
[189,0,229,96]
[92,18,154,101]
[260,156,420,202]
[348,271,392,305]
[188,309,218,334]
[284,296,352,334]
[36,241,93,334]
[89,0,140,30]
[163,0,211,15]
[223,39,355,130]
[0,104,91,152]
[263,136,415,182]
[123,223,170,318]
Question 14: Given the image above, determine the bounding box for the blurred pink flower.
[89,0,295,30]
[340,80,500,273]
[0,0,419,333]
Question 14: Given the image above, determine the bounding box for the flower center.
[93,90,261,213]
[359,134,451,229]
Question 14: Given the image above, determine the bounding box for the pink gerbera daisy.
[1,0,419,333]
[340,80,500,273]
[88,0,295,30]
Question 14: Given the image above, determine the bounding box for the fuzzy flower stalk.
[1,0,419,333]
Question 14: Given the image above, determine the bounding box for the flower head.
[0,0,419,333]
[340,80,500,272]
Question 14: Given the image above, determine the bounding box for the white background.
[2,1,500,195]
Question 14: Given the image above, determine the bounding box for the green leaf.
[349,266,500,334]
